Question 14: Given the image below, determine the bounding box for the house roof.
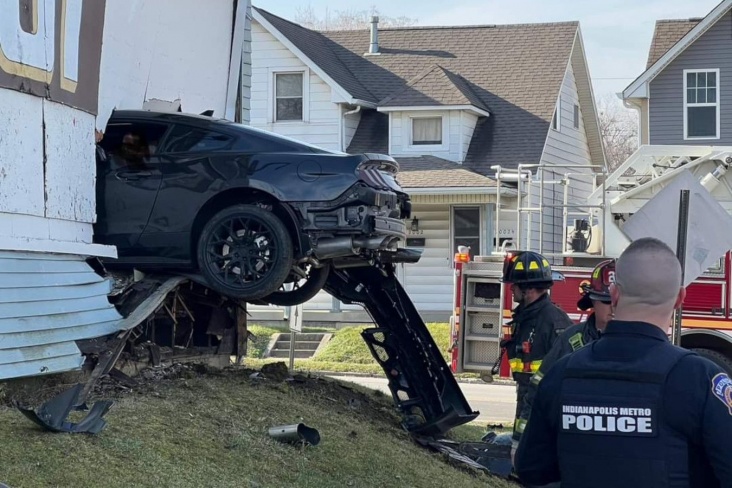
[254,7,596,174]
[346,110,388,154]
[378,64,490,114]
[624,0,732,99]
[646,19,702,68]
[395,156,496,189]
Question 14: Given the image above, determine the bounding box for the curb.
[312,370,516,387]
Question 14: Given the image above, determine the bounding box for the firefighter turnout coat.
[503,292,573,437]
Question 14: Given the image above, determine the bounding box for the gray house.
[248,7,606,322]
[624,0,732,145]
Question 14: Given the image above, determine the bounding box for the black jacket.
[504,292,574,375]
[515,320,732,487]
[513,313,601,443]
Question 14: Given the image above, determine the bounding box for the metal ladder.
[491,162,608,258]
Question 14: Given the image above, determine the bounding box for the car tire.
[196,204,293,301]
[261,262,332,307]
[689,347,732,375]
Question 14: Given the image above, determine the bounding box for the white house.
[0,0,251,380]
[246,7,606,323]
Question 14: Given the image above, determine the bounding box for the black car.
[94,110,411,305]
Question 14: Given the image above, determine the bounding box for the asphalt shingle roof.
[346,109,388,154]
[255,7,580,175]
[646,19,701,68]
[395,156,496,189]
[379,64,489,111]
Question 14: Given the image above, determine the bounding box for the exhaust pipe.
[312,236,392,260]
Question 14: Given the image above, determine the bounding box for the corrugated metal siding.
[649,12,732,145]
[0,251,123,380]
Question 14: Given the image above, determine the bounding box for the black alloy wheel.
[196,204,293,300]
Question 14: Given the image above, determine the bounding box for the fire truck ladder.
[491,162,608,258]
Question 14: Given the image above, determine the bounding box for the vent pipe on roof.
[369,16,379,54]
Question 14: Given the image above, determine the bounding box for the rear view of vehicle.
[95,112,412,306]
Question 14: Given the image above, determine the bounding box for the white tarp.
[621,169,732,287]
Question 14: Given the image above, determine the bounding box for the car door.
[94,119,171,255]
[136,122,235,261]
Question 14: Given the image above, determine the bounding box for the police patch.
[711,373,732,415]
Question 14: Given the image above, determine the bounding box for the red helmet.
[577,259,616,311]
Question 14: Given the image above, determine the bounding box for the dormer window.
[412,116,443,145]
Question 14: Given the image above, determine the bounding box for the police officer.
[514,237,732,487]
[499,250,573,447]
[511,259,616,459]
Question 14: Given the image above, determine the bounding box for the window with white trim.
[684,69,719,139]
[573,104,580,129]
[274,72,304,121]
[452,206,482,259]
[411,116,443,145]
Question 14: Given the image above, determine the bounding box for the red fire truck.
[450,146,732,378]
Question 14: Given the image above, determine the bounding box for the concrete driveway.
[327,374,517,425]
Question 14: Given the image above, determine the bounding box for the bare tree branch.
[596,95,639,172]
[294,4,418,31]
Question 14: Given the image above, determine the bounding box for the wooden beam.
[236,302,248,365]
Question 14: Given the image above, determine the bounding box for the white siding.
[251,22,342,151]
[389,110,464,163]
[460,112,478,162]
[97,0,235,128]
[399,203,455,312]
[533,61,594,259]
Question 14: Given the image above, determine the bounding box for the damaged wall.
[96,0,239,128]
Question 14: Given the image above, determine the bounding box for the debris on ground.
[14,383,113,435]
[268,423,321,446]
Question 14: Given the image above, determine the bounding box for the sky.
[253,0,723,106]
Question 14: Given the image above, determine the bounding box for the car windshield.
[217,119,347,155]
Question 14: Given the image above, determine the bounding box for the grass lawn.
[0,365,517,488]
[247,323,482,379]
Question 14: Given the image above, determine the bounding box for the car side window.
[98,121,170,170]
[163,125,232,153]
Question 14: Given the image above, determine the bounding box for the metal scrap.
[413,436,514,479]
[15,384,113,435]
[268,423,321,446]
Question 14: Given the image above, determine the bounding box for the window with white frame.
[411,116,443,145]
[452,206,482,258]
[684,69,720,139]
[274,72,304,121]
[573,104,580,129]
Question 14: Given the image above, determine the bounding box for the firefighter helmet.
[501,251,560,287]
[577,259,616,310]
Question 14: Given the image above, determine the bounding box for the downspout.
[622,97,644,146]
[342,105,361,151]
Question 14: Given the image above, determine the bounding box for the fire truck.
[450,146,732,379]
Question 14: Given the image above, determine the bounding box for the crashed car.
[94,110,411,305]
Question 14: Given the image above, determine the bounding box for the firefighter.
[498,250,573,448]
[514,237,732,487]
[511,259,616,460]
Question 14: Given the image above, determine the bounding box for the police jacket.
[504,292,573,377]
[514,320,732,488]
[513,313,602,443]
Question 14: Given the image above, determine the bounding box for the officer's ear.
[609,283,620,307]
[673,287,686,310]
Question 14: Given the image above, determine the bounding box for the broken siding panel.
[43,101,96,224]
[0,251,123,381]
[0,89,44,217]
